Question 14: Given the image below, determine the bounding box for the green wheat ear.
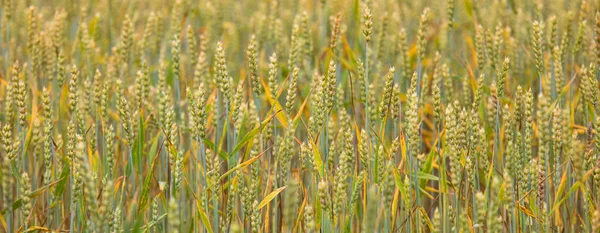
[362,7,373,43]
[20,172,31,226]
[417,7,430,60]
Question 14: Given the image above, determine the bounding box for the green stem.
[364,42,373,184]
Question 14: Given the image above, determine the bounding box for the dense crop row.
[1,0,600,232]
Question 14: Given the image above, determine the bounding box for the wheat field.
[0,0,600,232]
